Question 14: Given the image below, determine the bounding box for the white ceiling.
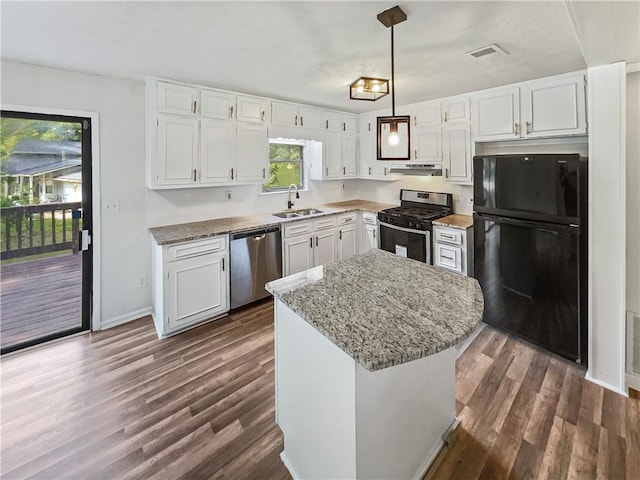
[1,1,637,114]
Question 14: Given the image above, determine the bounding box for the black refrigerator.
[473,154,588,364]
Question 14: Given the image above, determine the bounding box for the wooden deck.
[0,253,82,350]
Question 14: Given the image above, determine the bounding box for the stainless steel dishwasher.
[230,226,282,309]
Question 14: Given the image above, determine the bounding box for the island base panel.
[274,300,457,479]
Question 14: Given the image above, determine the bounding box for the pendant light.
[376,6,411,161]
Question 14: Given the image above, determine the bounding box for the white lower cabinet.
[433,225,472,276]
[152,236,229,337]
[283,213,366,275]
[360,212,378,252]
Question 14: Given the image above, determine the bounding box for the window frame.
[262,138,307,193]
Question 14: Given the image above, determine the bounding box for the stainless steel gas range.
[377,189,453,264]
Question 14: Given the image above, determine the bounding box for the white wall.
[354,177,473,215]
[626,71,640,316]
[587,62,627,394]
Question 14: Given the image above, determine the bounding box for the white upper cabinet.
[200,119,236,184]
[341,134,357,177]
[520,74,586,138]
[472,73,587,141]
[442,125,472,184]
[200,88,236,120]
[155,115,199,185]
[472,87,521,141]
[156,81,198,116]
[358,114,390,179]
[236,95,268,124]
[325,111,342,131]
[414,101,441,127]
[271,101,325,129]
[324,133,342,178]
[298,106,324,130]
[271,101,300,127]
[236,124,268,182]
[414,127,442,163]
[342,114,358,134]
[441,96,470,124]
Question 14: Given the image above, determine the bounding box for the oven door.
[378,221,430,263]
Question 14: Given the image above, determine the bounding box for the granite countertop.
[149,200,396,245]
[266,249,484,372]
[433,214,474,229]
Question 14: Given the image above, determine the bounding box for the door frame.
[1,103,102,333]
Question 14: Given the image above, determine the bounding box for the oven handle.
[378,221,428,236]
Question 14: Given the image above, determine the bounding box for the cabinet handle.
[326,120,329,129]
[442,255,454,261]
[414,117,417,126]
[295,115,298,126]
[230,106,234,118]
[309,237,313,248]
[442,233,454,239]
[315,236,318,247]
[262,168,266,179]
[384,167,388,176]
[514,122,519,136]
[193,169,197,182]
[230,168,234,180]
[373,230,376,239]
[368,166,372,175]
[326,167,328,176]
[445,168,449,178]
[343,166,346,175]
[414,149,418,159]
[300,116,304,127]
[261,110,265,123]
[192,100,197,114]
[368,123,371,132]
[444,111,448,122]
[526,121,531,134]
[343,122,346,131]
[339,230,342,240]
[222,258,225,271]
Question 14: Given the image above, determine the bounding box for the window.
[262,139,305,192]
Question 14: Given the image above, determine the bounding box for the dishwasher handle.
[230,226,281,241]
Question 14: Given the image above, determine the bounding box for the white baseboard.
[98,306,152,331]
[280,451,301,480]
[584,371,628,397]
[626,373,640,391]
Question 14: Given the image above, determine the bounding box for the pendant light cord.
[391,24,395,116]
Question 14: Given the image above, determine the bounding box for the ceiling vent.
[466,44,508,59]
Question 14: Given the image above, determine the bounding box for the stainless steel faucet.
[287,184,300,210]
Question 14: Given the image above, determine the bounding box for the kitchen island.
[266,249,484,480]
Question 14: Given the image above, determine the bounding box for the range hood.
[388,163,443,176]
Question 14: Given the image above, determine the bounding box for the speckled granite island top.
[148,200,395,245]
[266,249,484,372]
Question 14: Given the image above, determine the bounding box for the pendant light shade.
[349,77,389,101]
[376,6,411,161]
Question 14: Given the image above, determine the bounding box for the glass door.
[0,111,92,354]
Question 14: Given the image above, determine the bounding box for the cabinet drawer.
[435,227,462,245]
[337,214,357,226]
[314,216,337,231]
[167,236,227,260]
[362,213,377,225]
[435,244,462,273]
[284,221,313,238]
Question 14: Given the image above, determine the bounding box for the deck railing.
[0,202,82,260]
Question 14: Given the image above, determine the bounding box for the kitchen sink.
[272,208,324,219]
[294,208,323,216]
[272,212,301,219]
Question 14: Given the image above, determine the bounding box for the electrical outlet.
[137,276,147,288]
[225,191,232,200]
[104,199,120,212]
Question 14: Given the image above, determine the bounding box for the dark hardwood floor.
[1,300,638,479]
[1,254,82,350]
